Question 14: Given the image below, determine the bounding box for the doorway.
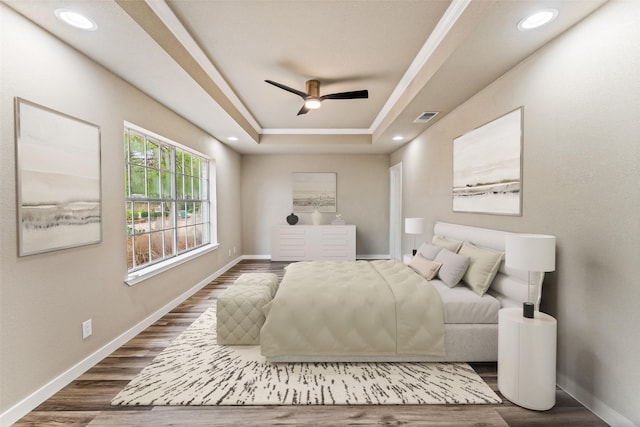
[389,163,402,260]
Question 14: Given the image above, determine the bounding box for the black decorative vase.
[523,302,534,318]
[286,213,299,225]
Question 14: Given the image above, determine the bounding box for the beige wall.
[241,154,390,256]
[391,1,639,424]
[0,6,242,412]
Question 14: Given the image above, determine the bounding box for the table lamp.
[505,233,556,318]
[405,218,424,256]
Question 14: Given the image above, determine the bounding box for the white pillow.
[434,248,470,288]
[458,241,504,296]
[408,254,442,280]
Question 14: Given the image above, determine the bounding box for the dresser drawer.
[271,225,355,261]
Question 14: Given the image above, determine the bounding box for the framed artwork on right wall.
[452,107,523,216]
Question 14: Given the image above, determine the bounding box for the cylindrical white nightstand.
[498,307,557,411]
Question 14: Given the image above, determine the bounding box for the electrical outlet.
[233,246,236,254]
[82,319,92,339]
[228,249,231,257]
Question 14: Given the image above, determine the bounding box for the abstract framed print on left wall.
[15,98,102,256]
[452,107,523,216]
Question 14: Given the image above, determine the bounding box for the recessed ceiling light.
[54,8,98,31]
[517,9,558,31]
[393,136,404,141]
[227,136,238,141]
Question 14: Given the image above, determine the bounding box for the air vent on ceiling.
[414,111,438,123]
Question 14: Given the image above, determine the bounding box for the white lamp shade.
[405,218,424,235]
[505,234,556,272]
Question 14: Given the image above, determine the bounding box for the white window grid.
[124,126,210,272]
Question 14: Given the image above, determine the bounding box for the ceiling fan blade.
[297,104,310,115]
[321,90,369,100]
[265,80,308,99]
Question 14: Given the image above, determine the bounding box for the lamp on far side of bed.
[405,218,425,256]
[505,234,556,319]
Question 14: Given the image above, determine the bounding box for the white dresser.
[271,225,356,261]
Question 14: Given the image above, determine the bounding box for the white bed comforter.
[260,260,445,358]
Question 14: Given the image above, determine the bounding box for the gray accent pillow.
[432,235,463,253]
[458,241,504,296]
[434,248,470,288]
[417,243,443,260]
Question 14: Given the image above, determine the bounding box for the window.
[124,124,211,274]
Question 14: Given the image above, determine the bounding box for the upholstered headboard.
[432,222,530,310]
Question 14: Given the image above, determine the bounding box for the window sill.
[125,243,220,286]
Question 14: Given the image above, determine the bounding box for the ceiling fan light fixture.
[265,79,367,116]
[54,8,97,31]
[517,9,558,31]
[304,98,322,110]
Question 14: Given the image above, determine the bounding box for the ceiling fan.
[265,79,368,115]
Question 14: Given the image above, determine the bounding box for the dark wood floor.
[14,260,608,426]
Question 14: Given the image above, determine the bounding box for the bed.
[260,221,530,362]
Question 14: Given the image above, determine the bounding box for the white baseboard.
[357,254,391,260]
[557,372,636,427]
[241,254,392,261]
[0,257,240,427]
[242,254,271,260]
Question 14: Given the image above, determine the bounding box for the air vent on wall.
[414,111,438,123]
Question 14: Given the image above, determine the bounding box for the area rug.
[111,307,501,406]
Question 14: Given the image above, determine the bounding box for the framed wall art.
[452,107,523,216]
[292,172,337,213]
[15,98,102,256]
